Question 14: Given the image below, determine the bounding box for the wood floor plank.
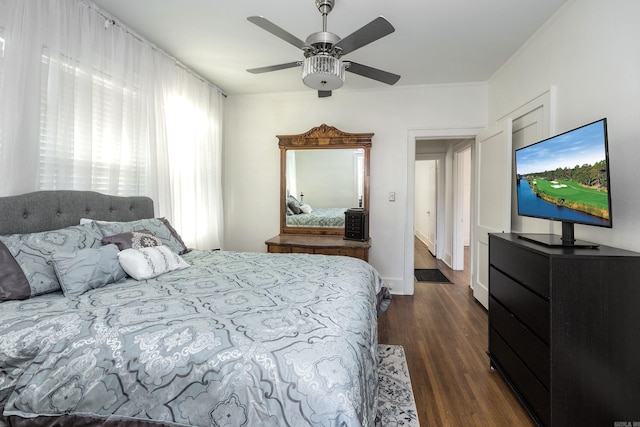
[377,237,535,426]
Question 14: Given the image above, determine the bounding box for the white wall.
[488,0,640,251]
[224,84,487,293]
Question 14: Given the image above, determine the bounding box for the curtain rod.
[82,0,227,98]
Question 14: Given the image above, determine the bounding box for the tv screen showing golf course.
[515,118,612,227]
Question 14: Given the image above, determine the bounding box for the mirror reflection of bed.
[266,124,372,261]
[285,148,365,229]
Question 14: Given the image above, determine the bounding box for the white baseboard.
[415,231,430,249]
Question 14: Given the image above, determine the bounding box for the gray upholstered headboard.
[0,191,154,235]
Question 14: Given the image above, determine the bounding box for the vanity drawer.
[267,245,291,254]
[489,235,550,297]
[313,248,341,256]
[489,296,549,388]
[265,235,369,262]
[490,266,549,342]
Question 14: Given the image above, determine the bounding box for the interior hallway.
[377,237,535,426]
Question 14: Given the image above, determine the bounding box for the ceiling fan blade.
[334,16,395,56]
[247,16,307,50]
[346,61,401,85]
[247,62,301,74]
[318,90,332,98]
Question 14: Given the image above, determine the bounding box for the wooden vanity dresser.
[266,124,373,262]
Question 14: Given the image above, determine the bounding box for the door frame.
[405,127,483,296]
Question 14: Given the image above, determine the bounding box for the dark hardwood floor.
[377,237,535,426]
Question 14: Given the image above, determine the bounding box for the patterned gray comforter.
[286,208,346,228]
[0,250,389,426]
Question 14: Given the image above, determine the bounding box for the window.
[38,49,148,196]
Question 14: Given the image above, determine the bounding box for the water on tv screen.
[515,118,612,228]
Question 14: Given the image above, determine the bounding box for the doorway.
[412,139,472,271]
[405,128,481,296]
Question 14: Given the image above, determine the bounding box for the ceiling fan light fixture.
[301,55,344,91]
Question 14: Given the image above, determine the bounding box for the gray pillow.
[0,241,31,301]
[91,218,189,254]
[287,196,302,214]
[101,229,163,251]
[51,244,127,297]
[0,222,104,297]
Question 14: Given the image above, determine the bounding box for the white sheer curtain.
[0,0,223,249]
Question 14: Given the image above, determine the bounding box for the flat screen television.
[514,118,611,248]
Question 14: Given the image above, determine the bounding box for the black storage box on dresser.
[344,208,369,241]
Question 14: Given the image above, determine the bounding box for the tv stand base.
[516,233,600,249]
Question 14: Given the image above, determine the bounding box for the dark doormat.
[414,268,452,283]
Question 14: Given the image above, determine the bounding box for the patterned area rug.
[376,345,420,426]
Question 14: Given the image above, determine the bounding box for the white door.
[472,120,512,308]
[452,146,471,271]
[414,160,437,254]
[425,160,437,254]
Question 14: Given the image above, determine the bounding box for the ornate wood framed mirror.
[278,124,372,236]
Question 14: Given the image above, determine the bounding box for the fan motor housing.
[305,31,341,55]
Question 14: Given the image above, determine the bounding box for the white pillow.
[299,203,313,214]
[117,246,189,280]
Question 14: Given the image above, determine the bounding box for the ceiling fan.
[246,0,401,97]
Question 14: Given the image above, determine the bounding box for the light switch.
[389,192,395,202]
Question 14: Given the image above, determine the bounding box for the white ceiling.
[89,0,568,96]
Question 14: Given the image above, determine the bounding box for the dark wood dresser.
[265,234,370,262]
[488,232,640,426]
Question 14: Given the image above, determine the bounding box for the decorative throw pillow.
[287,196,302,214]
[51,244,127,298]
[299,204,313,214]
[0,241,31,301]
[0,222,104,297]
[101,229,163,251]
[117,246,189,281]
[88,218,189,254]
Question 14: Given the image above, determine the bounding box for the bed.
[285,207,347,228]
[0,191,390,427]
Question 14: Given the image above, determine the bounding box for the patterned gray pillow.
[287,196,302,214]
[0,222,104,296]
[92,218,188,254]
[101,229,163,251]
